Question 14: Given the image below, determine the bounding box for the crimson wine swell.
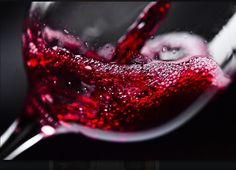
[22,1,228,131]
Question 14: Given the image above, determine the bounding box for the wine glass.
[1,1,236,160]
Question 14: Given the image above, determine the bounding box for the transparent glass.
[1,1,236,160]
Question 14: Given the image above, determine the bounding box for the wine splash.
[22,0,229,132]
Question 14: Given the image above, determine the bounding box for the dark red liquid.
[22,1,228,131]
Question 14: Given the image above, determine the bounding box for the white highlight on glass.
[41,125,56,136]
[209,12,236,66]
[4,134,43,160]
[0,120,18,147]
[30,2,54,14]
[141,32,209,61]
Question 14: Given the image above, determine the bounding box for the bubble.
[172,49,177,54]
[41,94,53,103]
[137,22,145,29]
[64,29,70,34]
[162,46,168,52]
[84,65,92,70]
[52,46,58,50]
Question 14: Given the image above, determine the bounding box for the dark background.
[1,1,236,165]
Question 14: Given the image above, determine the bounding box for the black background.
[1,1,236,169]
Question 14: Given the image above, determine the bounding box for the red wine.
[22,1,229,131]
[113,0,171,64]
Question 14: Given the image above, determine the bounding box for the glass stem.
[0,116,43,160]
